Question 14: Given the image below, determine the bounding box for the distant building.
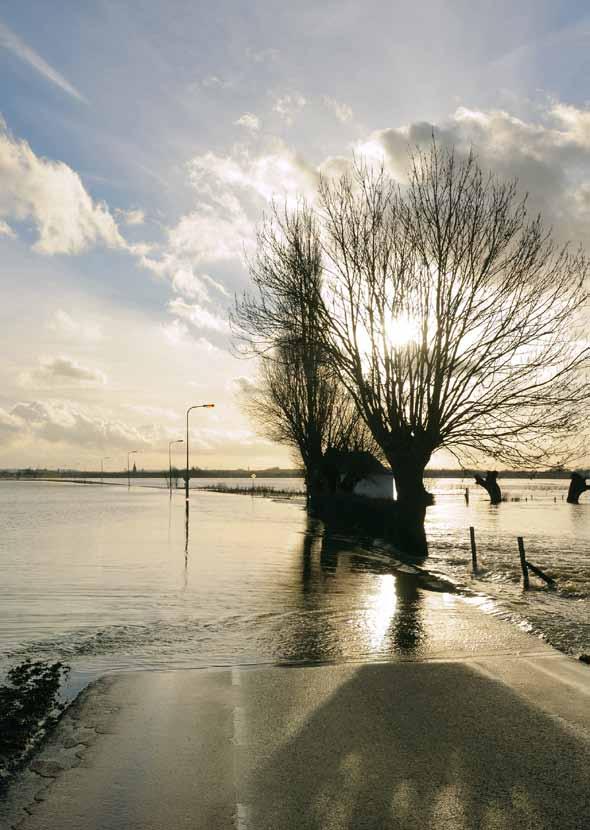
[354,473,395,500]
[318,449,395,499]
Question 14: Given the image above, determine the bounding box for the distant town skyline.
[2,1,590,469]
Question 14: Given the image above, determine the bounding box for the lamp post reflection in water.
[168,439,183,496]
[183,404,215,567]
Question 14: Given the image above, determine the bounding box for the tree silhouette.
[318,142,589,544]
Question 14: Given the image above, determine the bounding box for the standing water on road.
[0,478,588,688]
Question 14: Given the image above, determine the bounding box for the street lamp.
[169,439,183,494]
[127,450,138,489]
[185,404,215,502]
[101,456,111,485]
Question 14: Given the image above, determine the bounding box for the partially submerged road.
[4,596,590,829]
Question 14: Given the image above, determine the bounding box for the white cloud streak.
[0,20,86,103]
[169,298,229,333]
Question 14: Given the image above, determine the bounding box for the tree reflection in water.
[291,518,426,663]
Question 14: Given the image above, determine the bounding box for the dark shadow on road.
[245,661,590,829]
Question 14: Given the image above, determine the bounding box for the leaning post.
[517,537,529,590]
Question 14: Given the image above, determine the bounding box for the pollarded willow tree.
[232,202,374,494]
[240,344,374,492]
[318,142,589,533]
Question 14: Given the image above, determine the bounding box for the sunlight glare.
[366,573,397,648]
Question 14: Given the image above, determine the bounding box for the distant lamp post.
[169,439,183,494]
[185,404,215,502]
[127,450,138,489]
[101,456,111,485]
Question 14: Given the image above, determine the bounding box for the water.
[0,478,588,691]
[425,477,590,656]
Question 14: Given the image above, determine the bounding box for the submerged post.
[526,560,556,588]
[517,536,529,590]
[469,526,477,573]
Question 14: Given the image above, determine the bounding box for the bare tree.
[567,472,590,504]
[240,346,375,492]
[318,142,590,538]
[233,202,375,493]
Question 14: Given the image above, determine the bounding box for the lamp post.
[169,439,183,494]
[101,456,111,485]
[185,404,215,502]
[127,450,138,489]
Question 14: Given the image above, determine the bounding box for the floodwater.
[0,478,588,689]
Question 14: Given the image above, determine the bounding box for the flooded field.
[0,478,588,690]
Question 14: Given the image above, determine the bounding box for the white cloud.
[9,400,152,449]
[322,96,353,123]
[1,398,272,461]
[171,267,210,302]
[0,123,125,254]
[202,272,230,297]
[117,208,145,225]
[48,309,102,342]
[169,298,229,333]
[318,155,354,180]
[160,318,190,345]
[0,218,15,237]
[20,356,107,388]
[273,93,306,125]
[359,102,590,247]
[235,113,260,131]
[171,198,252,263]
[0,20,86,102]
[188,144,318,204]
[141,142,319,312]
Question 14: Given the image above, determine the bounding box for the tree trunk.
[389,458,432,558]
[567,472,590,504]
[474,471,502,505]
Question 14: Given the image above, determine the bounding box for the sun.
[384,314,420,348]
[355,314,420,362]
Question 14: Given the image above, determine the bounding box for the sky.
[1,0,590,470]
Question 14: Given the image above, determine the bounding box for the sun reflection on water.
[365,574,397,649]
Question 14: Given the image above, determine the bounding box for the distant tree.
[318,142,590,545]
[233,202,377,494]
[567,472,590,504]
[241,345,376,494]
[474,471,502,504]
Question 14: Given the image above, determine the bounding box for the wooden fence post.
[517,537,529,590]
[469,526,477,573]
